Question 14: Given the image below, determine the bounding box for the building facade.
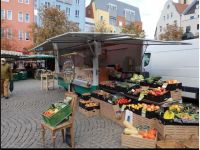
[86,0,142,33]
[182,0,199,37]
[1,0,34,51]
[154,0,199,40]
[34,0,85,31]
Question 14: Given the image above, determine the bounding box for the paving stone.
[1,79,124,148]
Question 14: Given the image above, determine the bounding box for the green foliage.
[159,23,183,41]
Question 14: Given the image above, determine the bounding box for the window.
[18,12,23,22]
[7,10,12,20]
[167,14,169,19]
[171,12,173,18]
[143,53,151,67]
[25,0,29,4]
[160,26,162,32]
[190,16,194,19]
[100,16,103,21]
[75,10,79,18]
[34,15,37,23]
[25,32,30,40]
[167,4,170,9]
[88,9,91,15]
[184,0,187,4]
[197,24,199,30]
[1,28,5,38]
[76,0,79,5]
[163,16,165,20]
[45,2,50,8]
[110,17,117,26]
[18,0,23,3]
[174,20,177,25]
[1,9,5,20]
[108,3,117,12]
[186,26,191,32]
[119,21,122,27]
[56,5,60,10]
[34,0,37,8]
[18,30,23,40]
[25,13,30,23]
[7,28,12,39]
[66,7,70,16]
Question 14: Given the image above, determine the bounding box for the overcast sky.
[85,0,179,39]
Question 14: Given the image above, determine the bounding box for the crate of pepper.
[42,102,72,127]
[144,87,171,103]
[115,97,131,107]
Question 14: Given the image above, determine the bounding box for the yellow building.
[86,0,142,33]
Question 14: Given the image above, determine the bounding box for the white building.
[85,17,95,32]
[182,0,199,37]
[154,0,194,40]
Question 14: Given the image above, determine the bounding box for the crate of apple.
[145,87,170,102]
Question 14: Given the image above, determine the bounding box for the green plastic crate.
[41,104,72,127]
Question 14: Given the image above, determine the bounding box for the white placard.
[125,109,133,125]
[162,83,168,89]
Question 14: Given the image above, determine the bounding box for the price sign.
[162,83,168,89]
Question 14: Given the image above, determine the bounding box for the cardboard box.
[121,134,157,148]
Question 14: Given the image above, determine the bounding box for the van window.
[144,53,151,67]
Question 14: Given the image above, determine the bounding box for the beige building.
[154,0,199,40]
[182,0,199,37]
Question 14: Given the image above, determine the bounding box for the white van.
[143,38,199,100]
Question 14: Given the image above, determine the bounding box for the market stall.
[32,32,189,94]
[32,33,198,148]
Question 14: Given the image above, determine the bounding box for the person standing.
[1,58,12,99]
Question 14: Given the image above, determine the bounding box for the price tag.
[162,83,168,89]
[108,100,112,104]
[141,108,146,117]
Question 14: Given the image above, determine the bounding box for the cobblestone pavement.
[1,79,123,148]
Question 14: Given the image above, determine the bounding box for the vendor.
[114,64,122,72]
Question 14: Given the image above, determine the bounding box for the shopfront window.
[143,53,151,67]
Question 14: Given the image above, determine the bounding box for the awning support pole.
[52,43,60,74]
[92,41,101,86]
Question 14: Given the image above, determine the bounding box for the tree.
[159,23,183,41]
[121,22,145,38]
[95,20,112,33]
[31,7,80,46]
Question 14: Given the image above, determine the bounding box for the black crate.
[81,94,91,100]
[149,83,162,88]
[140,81,150,86]
[145,91,171,103]
[165,83,182,91]
[131,108,142,115]
[145,111,157,119]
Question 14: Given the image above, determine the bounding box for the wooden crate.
[170,90,182,100]
[100,101,125,126]
[121,134,157,148]
[156,119,199,141]
[79,107,100,118]
[132,113,156,129]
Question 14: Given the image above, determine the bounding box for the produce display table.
[41,72,55,91]
[13,71,28,81]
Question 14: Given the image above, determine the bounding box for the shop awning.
[20,54,55,59]
[1,50,24,58]
[32,32,191,53]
